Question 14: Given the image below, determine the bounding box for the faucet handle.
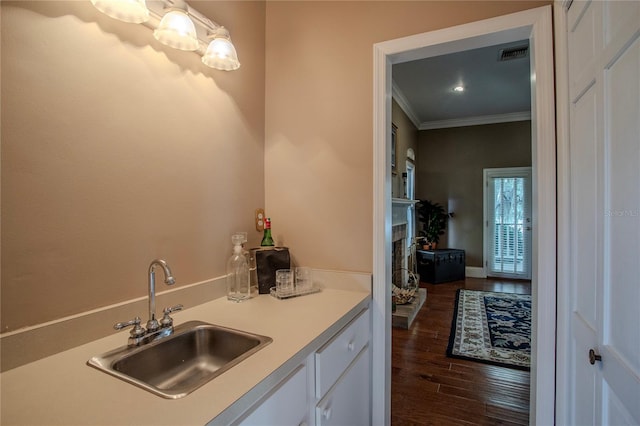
[160,304,183,328]
[114,316,146,338]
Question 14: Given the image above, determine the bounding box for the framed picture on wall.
[391,123,398,174]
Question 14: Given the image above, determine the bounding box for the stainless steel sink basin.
[88,320,272,399]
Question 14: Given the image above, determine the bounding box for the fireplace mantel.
[392,197,418,206]
[392,198,418,226]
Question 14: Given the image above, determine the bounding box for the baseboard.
[465,267,487,278]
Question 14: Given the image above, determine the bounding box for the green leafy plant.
[416,199,448,245]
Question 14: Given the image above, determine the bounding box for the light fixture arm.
[163,0,221,30]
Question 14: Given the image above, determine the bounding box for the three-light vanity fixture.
[90,0,240,71]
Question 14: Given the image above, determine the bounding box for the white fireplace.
[391,198,418,287]
[391,198,426,330]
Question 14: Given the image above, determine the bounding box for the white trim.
[373,6,556,425]
[372,41,392,426]
[554,1,572,425]
[392,79,531,131]
[465,266,487,278]
[391,80,421,129]
[391,197,418,207]
[420,111,531,130]
[527,9,557,425]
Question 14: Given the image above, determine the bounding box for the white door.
[565,1,640,424]
[484,167,532,279]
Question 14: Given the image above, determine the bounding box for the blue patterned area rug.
[446,289,531,370]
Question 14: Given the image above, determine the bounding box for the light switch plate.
[255,208,265,232]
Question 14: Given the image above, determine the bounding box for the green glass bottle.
[260,217,274,246]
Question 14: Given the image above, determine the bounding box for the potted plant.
[416,199,447,250]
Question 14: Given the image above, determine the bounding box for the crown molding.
[391,79,531,131]
[391,81,421,129]
[419,110,531,130]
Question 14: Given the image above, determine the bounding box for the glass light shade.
[202,29,240,71]
[91,0,149,23]
[153,10,199,51]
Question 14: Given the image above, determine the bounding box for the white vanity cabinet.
[235,361,312,426]
[233,307,370,426]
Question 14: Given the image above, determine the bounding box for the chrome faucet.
[147,259,176,333]
[114,259,183,346]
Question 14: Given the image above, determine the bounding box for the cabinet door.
[315,309,370,397]
[236,363,309,426]
[315,345,370,426]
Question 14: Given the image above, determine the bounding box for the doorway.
[372,6,556,425]
[484,167,532,280]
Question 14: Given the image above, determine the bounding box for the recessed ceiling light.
[453,86,465,93]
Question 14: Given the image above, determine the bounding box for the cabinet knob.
[589,348,602,365]
[347,341,355,352]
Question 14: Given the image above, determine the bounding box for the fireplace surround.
[391,198,418,285]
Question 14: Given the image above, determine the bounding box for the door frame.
[372,6,557,425]
[554,2,572,424]
[483,167,533,280]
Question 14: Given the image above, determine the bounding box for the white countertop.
[0,288,370,426]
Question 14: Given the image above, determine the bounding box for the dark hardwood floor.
[391,277,532,425]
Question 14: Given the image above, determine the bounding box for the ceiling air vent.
[498,45,529,61]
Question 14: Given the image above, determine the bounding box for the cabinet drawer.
[315,309,369,397]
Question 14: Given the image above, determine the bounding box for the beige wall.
[391,99,418,198]
[416,121,532,266]
[1,1,266,332]
[264,1,550,272]
[1,0,551,333]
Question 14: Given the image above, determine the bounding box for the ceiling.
[392,39,531,130]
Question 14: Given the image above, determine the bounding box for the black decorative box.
[416,249,465,284]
